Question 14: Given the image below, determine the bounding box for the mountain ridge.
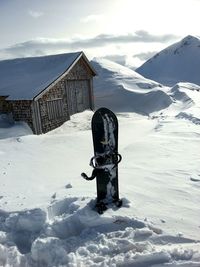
[136,35,200,86]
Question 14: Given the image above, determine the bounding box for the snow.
[0,55,200,266]
[136,35,200,86]
[92,58,172,114]
[0,52,82,100]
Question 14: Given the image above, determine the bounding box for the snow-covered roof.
[0,52,95,100]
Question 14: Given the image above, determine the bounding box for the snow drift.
[0,195,200,266]
[136,35,200,86]
[92,58,172,114]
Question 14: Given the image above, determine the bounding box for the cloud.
[28,10,44,18]
[101,55,146,69]
[134,30,178,43]
[133,51,158,61]
[0,39,71,59]
[0,31,179,60]
[81,14,103,23]
[102,55,127,66]
[68,31,178,48]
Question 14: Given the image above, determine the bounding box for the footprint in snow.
[51,193,56,199]
[190,176,200,182]
[65,183,72,189]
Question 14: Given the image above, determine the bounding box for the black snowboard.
[82,107,122,214]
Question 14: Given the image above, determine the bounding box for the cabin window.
[46,98,65,120]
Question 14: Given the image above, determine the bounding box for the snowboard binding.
[81,152,122,180]
[81,108,122,214]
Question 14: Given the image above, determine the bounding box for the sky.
[0,0,200,67]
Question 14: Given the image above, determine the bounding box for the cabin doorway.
[65,80,90,116]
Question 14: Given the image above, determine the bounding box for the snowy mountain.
[136,35,200,86]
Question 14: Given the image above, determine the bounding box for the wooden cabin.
[0,52,96,134]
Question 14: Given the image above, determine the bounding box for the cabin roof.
[0,52,96,100]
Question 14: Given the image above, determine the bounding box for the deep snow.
[92,58,172,114]
[0,58,200,266]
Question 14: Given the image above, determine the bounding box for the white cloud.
[81,14,103,23]
[28,10,44,18]
[0,31,180,66]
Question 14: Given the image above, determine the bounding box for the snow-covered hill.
[92,58,172,114]
[136,35,200,86]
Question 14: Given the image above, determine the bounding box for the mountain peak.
[164,35,200,55]
[136,35,200,86]
[181,34,199,42]
[178,35,200,47]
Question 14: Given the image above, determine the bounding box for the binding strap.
[90,152,122,169]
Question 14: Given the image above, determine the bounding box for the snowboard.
[81,107,122,214]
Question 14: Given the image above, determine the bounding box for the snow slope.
[92,58,173,114]
[0,58,200,266]
[136,35,200,86]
